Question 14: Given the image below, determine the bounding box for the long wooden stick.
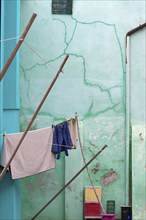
[31,144,108,220]
[0,13,37,81]
[0,54,69,181]
[76,113,106,213]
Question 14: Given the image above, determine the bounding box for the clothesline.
[0,60,66,135]
[23,40,61,72]
[0,28,66,134]
[0,132,139,149]
[0,134,75,149]
[0,36,67,134]
[0,117,76,150]
[31,115,137,218]
[0,115,76,179]
[23,40,48,63]
[0,54,69,181]
[0,82,54,135]
[0,36,20,43]
[0,34,64,73]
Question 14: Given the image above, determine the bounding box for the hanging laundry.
[0,127,56,179]
[68,118,77,148]
[52,121,74,159]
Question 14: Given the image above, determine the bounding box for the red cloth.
[84,202,101,217]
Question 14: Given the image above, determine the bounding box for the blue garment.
[52,121,73,159]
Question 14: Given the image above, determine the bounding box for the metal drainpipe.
[125,22,146,205]
[126,23,146,63]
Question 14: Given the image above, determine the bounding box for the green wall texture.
[19,1,146,219]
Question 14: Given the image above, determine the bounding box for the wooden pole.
[0,54,69,181]
[0,13,37,81]
[31,145,108,220]
[76,113,106,213]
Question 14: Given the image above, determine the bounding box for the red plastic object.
[84,203,101,217]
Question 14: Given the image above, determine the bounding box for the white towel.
[1,127,56,179]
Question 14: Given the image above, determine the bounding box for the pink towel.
[1,127,56,179]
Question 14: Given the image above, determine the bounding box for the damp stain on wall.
[101,170,118,186]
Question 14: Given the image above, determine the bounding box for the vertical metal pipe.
[125,36,130,205]
[125,21,146,207]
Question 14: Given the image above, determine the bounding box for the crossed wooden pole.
[0,54,69,181]
[0,13,70,180]
[0,13,108,220]
[0,13,37,81]
[31,145,108,219]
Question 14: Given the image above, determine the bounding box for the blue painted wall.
[0,0,20,219]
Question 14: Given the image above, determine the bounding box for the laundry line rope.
[0,34,63,73]
[31,116,139,219]
[0,36,20,43]
[0,127,139,148]
[0,117,76,149]
[23,40,62,72]
[0,134,75,149]
[0,55,69,181]
[0,62,65,135]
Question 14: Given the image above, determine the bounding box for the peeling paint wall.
[20,1,145,219]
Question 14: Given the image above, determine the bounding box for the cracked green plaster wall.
[19,1,145,219]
